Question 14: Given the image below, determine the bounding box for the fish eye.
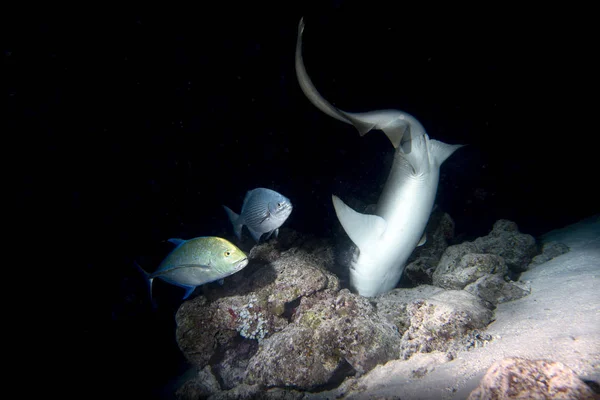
[277,202,283,208]
[224,250,231,257]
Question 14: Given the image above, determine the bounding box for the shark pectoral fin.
[332,195,386,251]
[417,232,427,246]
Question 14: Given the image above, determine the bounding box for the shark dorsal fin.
[332,195,386,253]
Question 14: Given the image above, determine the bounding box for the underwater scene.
[9,3,599,399]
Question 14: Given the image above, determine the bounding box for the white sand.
[347,215,600,400]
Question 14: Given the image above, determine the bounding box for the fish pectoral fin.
[259,211,271,224]
[151,264,211,278]
[332,195,386,252]
[417,232,427,246]
[263,229,277,241]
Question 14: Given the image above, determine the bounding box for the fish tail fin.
[223,205,243,240]
[134,261,156,308]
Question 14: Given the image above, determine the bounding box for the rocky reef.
[171,212,572,399]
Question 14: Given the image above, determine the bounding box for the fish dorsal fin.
[332,195,386,253]
[242,189,255,209]
[168,238,186,247]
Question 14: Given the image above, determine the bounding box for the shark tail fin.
[295,18,355,127]
[223,205,243,240]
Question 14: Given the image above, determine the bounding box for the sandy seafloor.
[341,215,600,400]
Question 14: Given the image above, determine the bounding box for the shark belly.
[350,158,440,297]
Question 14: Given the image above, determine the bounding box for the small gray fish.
[223,187,293,242]
[136,236,248,301]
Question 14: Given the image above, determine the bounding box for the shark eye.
[277,202,283,208]
[224,250,231,257]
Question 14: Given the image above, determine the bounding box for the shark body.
[295,18,464,296]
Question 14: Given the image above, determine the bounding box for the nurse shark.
[295,18,464,297]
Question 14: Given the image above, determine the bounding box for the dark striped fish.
[223,188,293,242]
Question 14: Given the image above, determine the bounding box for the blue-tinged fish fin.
[246,225,263,243]
[332,195,387,253]
[263,228,279,241]
[258,211,271,224]
[167,238,186,247]
[134,261,157,308]
[182,286,197,300]
[223,205,243,240]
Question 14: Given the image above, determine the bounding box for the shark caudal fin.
[332,194,387,254]
[295,18,356,127]
[295,18,427,149]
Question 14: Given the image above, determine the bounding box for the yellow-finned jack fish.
[137,236,248,302]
